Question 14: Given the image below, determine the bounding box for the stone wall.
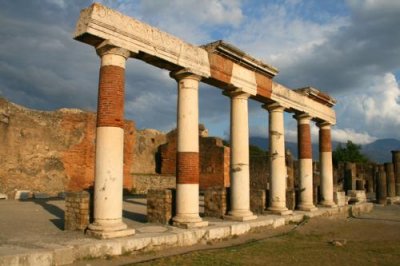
[133,129,167,174]
[159,126,230,190]
[132,174,176,194]
[0,98,135,197]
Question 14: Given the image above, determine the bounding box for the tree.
[332,140,369,165]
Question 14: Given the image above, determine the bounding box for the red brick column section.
[318,122,336,207]
[97,65,125,128]
[298,124,312,159]
[86,45,135,239]
[170,69,207,228]
[176,152,199,184]
[294,113,317,211]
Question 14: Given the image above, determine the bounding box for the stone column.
[344,162,357,192]
[391,151,400,196]
[170,70,208,228]
[294,113,317,211]
[384,163,396,198]
[264,103,292,215]
[317,122,336,207]
[225,90,256,221]
[87,45,135,239]
[376,165,387,205]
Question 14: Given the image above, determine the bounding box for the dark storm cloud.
[275,0,400,94]
[0,0,99,110]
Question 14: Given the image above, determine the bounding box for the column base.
[173,220,209,229]
[225,210,257,221]
[266,207,293,216]
[319,201,337,208]
[297,204,318,212]
[86,222,135,239]
[172,215,208,229]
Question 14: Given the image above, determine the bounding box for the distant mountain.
[249,137,400,163]
[362,138,400,163]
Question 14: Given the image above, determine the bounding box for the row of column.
[267,108,336,215]
[87,46,336,238]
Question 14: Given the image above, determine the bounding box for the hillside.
[249,137,400,163]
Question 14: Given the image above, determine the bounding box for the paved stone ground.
[0,196,373,266]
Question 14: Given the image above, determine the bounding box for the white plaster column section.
[170,69,208,228]
[264,103,292,215]
[225,90,257,221]
[317,122,336,207]
[294,113,318,212]
[87,46,135,239]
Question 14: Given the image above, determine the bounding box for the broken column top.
[294,87,336,107]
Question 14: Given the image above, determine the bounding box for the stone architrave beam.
[74,3,336,123]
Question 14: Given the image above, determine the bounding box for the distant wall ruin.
[0,98,134,197]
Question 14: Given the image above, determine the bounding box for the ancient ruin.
[1,3,399,245]
[71,3,337,238]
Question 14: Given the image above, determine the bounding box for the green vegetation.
[135,230,400,266]
[333,141,369,165]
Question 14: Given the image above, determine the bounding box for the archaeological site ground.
[1,3,400,266]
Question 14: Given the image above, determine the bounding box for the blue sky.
[1,0,399,145]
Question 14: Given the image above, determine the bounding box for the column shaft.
[226,91,256,221]
[171,70,207,228]
[295,113,317,211]
[376,165,387,205]
[266,104,291,215]
[391,151,400,196]
[384,163,396,198]
[318,122,336,207]
[88,46,134,239]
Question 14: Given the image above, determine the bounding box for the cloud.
[334,72,400,140]
[98,0,243,44]
[1,0,400,142]
[331,128,377,144]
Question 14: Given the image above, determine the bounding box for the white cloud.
[331,128,377,144]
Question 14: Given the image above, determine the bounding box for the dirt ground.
[77,204,400,266]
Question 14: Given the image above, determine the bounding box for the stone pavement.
[0,196,373,266]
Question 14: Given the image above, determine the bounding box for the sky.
[0,0,399,145]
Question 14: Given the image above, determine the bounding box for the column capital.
[293,113,313,124]
[222,89,251,100]
[96,41,130,59]
[170,69,202,82]
[262,102,285,112]
[316,121,332,129]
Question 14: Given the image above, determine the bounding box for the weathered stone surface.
[250,189,266,214]
[0,98,134,197]
[133,174,175,194]
[204,187,227,218]
[133,129,167,174]
[64,191,91,231]
[347,190,367,204]
[147,189,174,224]
[286,190,296,210]
[334,191,347,207]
